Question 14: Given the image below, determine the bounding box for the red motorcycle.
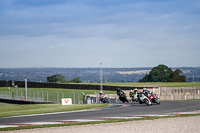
[149,93,160,105]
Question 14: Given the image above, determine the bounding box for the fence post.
[72,92,75,104]
[115,94,118,103]
[33,90,35,101]
[181,87,184,100]
[78,93,80,104]
[171,95,173,100]
[56,91,59,104]
[109,94,112,104]
[198,90,199,99]
[61,92,64,99]
[29,90,31,101]
[82,92,85,104]
[37,90,39,102]
[94,92,98,104]
[159,87,160,96]
[41,90,44,102]
[45,91,48,102]
[16,89,18,100]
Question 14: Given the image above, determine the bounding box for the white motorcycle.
[138,92,152,106]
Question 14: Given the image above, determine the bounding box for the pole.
[25,79,27,101]
[100,63,103,93]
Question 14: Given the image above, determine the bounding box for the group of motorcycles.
[99,88,160,106]
[117,88,160,106]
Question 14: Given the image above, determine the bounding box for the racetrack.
[0,100,200,125]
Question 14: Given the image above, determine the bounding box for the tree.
[71,77,82,83]
[168,69,186,82]
[139,64,173,82]
[47,74,66,83]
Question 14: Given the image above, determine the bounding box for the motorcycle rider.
[117,88,122,96]
[116,88,129,103]
[143,88,151,97]
[129,90,134,102]
[99,92,105,101]
[117,88,125,96]
[133,88,140,101]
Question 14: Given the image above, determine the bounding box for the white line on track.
[103,116,142,119]
[0,125,18,128]
[59,119,105,122]
[18,122,63,125]
[1,109,102,119]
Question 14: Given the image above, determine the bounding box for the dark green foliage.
[139,64,186,82]
[71,77,82,83]
[47,74,82,83]
[168,69,186,82]
[47,74,66,83]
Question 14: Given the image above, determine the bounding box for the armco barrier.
[0,80,12,87]
[14,81,154,91]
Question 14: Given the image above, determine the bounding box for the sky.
[0,0,200,68]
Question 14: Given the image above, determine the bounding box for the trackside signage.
[61,98,72,105]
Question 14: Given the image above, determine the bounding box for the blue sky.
[0,0,200,68]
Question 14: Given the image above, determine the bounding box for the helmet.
[143,88,146,91]
[134,88,137,91]
[130,90,133,92]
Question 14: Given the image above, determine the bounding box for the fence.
[0,80,12,87]
[85,93,122,104]
[158,87,200,100]
[0,88,121,104]
[14,81,152,91]
[0,89,85,104]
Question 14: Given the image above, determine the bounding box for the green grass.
[0,103,109,118]
[1,113,200,131]
[83,82,200,87]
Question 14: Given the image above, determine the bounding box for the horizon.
[0,66,200,69]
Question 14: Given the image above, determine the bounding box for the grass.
[1,113,200,131]
[0,103,109,118]
[83,82,200,87]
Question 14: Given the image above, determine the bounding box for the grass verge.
[0,103,109,118]
[1,113,200,131]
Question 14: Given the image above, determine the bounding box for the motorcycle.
[138,92,152,106]
[119,92,129,103]
[99,94,109,103]
[132,93,140,102]
[148,93,160,105]
[117,89,129,103]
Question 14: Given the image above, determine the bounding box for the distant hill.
[0,67,200,83]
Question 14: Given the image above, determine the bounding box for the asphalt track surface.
[0,100,200,125]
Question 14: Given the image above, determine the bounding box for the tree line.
[47,64,186,83]
[47,74,82,83]
[139,64,186,82]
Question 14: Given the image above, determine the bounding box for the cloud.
[0,0,200,67]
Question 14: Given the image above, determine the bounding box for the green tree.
[71,77,82,83]
[139,64,173,82]
[168,69,186,82]
[47,74,66,83]
[139,65,186,82]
